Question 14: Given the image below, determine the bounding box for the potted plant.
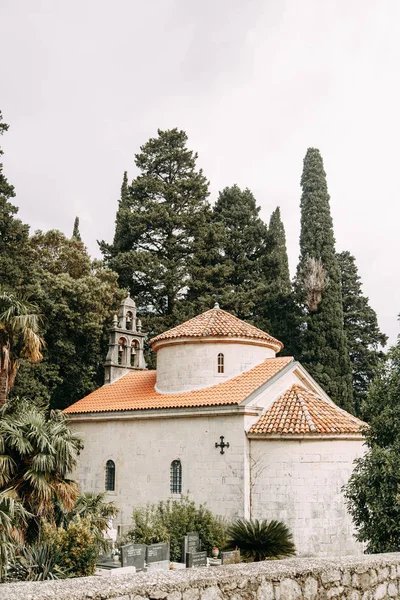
[212,546,219,558]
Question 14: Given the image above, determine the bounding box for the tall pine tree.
[72,216,82,242]
[207,185,267,319]
[0,111,32,288]
[296,148,353,411]
[100,129,211,336]
[338,251,387,416]
[260,207,299,355]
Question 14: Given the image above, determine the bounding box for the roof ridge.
[291,384,364,425]
[293,385,317,433]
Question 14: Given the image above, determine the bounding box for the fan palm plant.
[0,490,31,580]
[225,518,296,561]
[0,289,45,407]
[0,401,83,539]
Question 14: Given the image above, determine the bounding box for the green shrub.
[225,518,296,561]
[51,516,99,577]
[126,495,227,561]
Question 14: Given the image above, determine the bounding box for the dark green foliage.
[100,129,211,340]
[126,495,227,562]
[11,230,124,409]
[260,207,300,355]
[72,216,82,242]
[338,251,387,416]
[296,148,353,412]
[206,185,267,318]
[344,342,400,553]
[50,517,100,577]
[0,112,32,288]
[225,518,295,561]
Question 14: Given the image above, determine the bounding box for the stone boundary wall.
[2,553,400,600]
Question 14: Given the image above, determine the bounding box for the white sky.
[1,0,399,343]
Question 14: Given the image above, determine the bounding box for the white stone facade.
[250,437,365,556]
[155,339,275,393]
[72,410,248,529]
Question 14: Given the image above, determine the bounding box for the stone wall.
[2,554,400,600]
[72,411,248,527]
[250,438,365,556]
[155,340,275,392]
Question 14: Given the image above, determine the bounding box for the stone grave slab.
[146,542,170,564]
[221,550,240,565]
[186,550,207,568]
[121,543,146,571]
[146,560,170,571]
[181,531,200,561]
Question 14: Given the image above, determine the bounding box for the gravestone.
[146,542,170,563]
[221,550,240,565]
[186,550,207,568]
[181,531,200,561]
[121,543,146,571]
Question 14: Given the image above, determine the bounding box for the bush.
[50,516,99,577]
[225,518,296,561]
[126,495,227,561]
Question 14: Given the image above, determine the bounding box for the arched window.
[170,459,182,494]
[217,353,224,374]
[130,340,140,367]
[105,460,115,491]
[126,311,133,331]
[118,337,127,365]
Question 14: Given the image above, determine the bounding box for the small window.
[170,459,182,494]
[105,460,115,491]
[217,353,224,374]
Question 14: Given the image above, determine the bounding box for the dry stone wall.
[2,553,400,600]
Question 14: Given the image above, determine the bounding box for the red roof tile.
[248,384,366,436]
[64,357,293,414]
[149,305,283,351]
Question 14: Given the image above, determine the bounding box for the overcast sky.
[1,0,399,343]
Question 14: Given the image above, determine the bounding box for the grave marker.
[221,550,240,565]
[186,550,207,568]
[146,542,170,564]
[121,543,146,571]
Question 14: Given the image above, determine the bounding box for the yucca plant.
[225,518,296,562]
[7,542,67,581]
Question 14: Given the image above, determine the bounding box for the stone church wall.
[155,341,275,392]
[250,437,365,556]
[72,411,248,529]
[3,554,400,600]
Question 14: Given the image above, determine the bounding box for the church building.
[65,295,366,557]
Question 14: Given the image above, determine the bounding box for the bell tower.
[104,294,147,385]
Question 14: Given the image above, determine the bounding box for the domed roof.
[119,293,136,311]
[149,304,283,352]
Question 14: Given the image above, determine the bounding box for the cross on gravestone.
[186,550,207,568]
[121,543,147,571]
[146,542,170,564]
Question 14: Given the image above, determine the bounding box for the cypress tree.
[296,148,353,411]
[72,216,82,241]
[99,129,210,336]
[209,185,267,319]
[260,207,299,355]
[0,111,32,288]
[338,251,387,416]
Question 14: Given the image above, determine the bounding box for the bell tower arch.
[104,294,147,384]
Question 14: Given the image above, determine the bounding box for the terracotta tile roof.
[64,356,293,415]
[149,305,283,351]
[248,384,366,436]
